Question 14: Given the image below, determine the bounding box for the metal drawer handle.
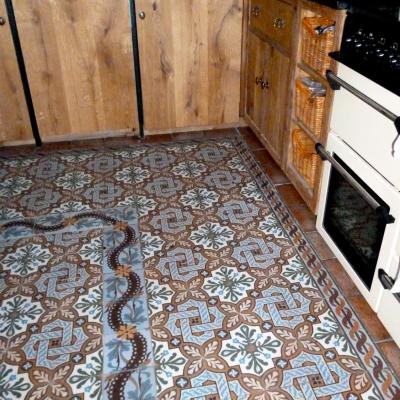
[251,6,261,17]
[315,143,395,224]
[0,16,6,26]
[273,17,285,29]
[378,269,400,303]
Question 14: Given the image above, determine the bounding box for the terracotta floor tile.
[69,139,105,150]
[306,231,336,260]
[263,163,290,185]
[172,131,205,141]
[349,296,391,342]
[324,259,362,298]
[253,149,275,166]
[104,136,139,146]
[39,141,73,152]
[237,126,253,136]
[378,341,400,377]
[203,128,237,139]
[244,137,265,151]
[277,184,307,207]
[143,134,173,143]
[238,127,265,149]
[289,205,317,232]
[0,144,37,157]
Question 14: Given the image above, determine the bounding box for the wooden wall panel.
[0,2,32,143]
[13,0,138,139]
[136,0,243,131]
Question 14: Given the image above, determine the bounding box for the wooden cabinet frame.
[241,0,346,213]
[242,0,299,167]
[285,1,346,212]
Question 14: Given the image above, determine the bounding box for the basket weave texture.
[302,17,335,74]
[295,78,326,138]
[292,128,319,187]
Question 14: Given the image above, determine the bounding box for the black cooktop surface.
[330,12,400,96]
[309,0,347,9]
[311,0,400,17]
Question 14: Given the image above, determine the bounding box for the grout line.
[322,256,338,262]
[273,182,292,187]
[374,338,395,344]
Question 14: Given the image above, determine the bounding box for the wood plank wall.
[0,1,32,143]
[136,0,243,131]
[13,0,138,139]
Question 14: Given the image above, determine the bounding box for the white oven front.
[329,64,400,190]
[316,134,400,331]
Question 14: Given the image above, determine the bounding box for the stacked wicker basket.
[302,17,335,74]
[295,78,326,138]
[291,16,335,188]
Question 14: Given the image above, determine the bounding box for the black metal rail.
[129,0,145,139]
[5,0,41,146]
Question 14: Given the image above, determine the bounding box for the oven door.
[316,134,400,311]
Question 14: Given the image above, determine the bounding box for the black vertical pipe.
[5,0,41,146]
[129,0,145,139]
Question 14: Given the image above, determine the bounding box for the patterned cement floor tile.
[0,209,154,400]
[1,135,399,400]
[135,137,400,400]
[0,226,103,399]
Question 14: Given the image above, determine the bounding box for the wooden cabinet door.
[0,2,32,143]
[245,31,289,163]
[13,0,138,139]
[245,30,269,134]
[263,43,289,163]
[136,0,242,131]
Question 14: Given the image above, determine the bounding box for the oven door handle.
[326,70,400,139]
[315,143,395,224]
[378,269,400,303]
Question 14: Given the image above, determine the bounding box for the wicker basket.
[292,128,319,187]
[302,17,335,74]
[295,78,326,138]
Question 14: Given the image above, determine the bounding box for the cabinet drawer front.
[249,0,294,52]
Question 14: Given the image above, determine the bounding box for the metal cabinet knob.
[0,16,6,26]
[273,17,285,29]
[138,11,146,20]
[255,76,269,90]
[251,6,261,17]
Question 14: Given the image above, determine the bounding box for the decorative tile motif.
[157,248,207,282]
[150,208,193,234]
[232,237,282,269]
[0,210,153,400]
[1,135,399,400]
